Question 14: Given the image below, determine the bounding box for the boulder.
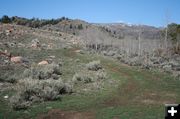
[38,60,49,65]
[11,56,28,64]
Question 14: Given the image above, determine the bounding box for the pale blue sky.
[0,0,180,27]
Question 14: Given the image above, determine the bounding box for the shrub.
[96,70,107,80]
[86,60,102,71]
[72,73,93,83]
[10,94,31,110]
[0,15,12,23]
[0,64,26,83]
[4,75,17,83]
[0,72,17,83]
[10,78,72,110]
[70,24,73,29]
[23,63,62,80]
[72,69,107,84]
[77,24,83,30]
[103,50,116,56]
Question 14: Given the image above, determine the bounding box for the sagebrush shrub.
[86,60,102,71]
[10,94,31,110]
[96,70,107,80]
[72,73,93,83]
[23,63,62,80]
[10,78,72,110]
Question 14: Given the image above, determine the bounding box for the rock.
[74,50,81,53]
[38,60,49,65]
[48,56,56,59]
[10,56,25,63]
[4,95,9,99]
[5,30,11,36]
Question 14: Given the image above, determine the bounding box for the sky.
[0,0,180,27]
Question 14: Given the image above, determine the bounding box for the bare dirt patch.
[134,91,177,105]
[36,109,95,119]
[105,63,132,80]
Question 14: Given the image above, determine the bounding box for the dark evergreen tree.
[0,15,11,23]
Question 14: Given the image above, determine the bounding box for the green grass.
[96,105,164,119]
[0,48,180,119]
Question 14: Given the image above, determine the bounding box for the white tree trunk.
[138,31,141,56]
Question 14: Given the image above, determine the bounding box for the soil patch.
[37,109,95,119]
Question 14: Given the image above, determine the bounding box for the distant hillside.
[95,23,162,40]
[0,15,162,46]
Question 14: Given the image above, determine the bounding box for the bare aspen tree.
[95,41,98,51]
[138,32,141,56]
[122,39,125,53]
[164,26,168,49]
[129,39,132,56]
[125,39,128,59]
[101,37,105,51]
[176,32,180,52]
[84,30,89,49]
[131,39,134,54]
[164,10,170,49]
[138,27,142,56]
[126,39,130,58]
